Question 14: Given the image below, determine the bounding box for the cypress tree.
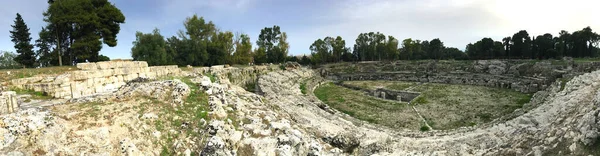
[9,13,36,67]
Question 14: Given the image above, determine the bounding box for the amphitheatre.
[0,58,598,155]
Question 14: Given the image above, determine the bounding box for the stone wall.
[10,61,181,99]
[0,91,18,114]
[328,72,545,93]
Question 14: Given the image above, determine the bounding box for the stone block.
[77,63,98,70]
[97,61,112,70]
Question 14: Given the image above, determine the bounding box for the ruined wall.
[321,60,559,93]
[329,72,544,93]
[337,82,421,102]
[10,61,181,99]
[0,91,18,114]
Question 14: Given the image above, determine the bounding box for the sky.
[1,0,599,59]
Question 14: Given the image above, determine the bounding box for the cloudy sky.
[1,0,599,59]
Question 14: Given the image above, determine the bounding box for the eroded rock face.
[2,63,600,155]
[255,68,600,155]
[116,79,191,106]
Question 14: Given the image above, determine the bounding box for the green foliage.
[477,113,493,122]
[412,96,428,105]
[244,81,257,93]
[12,88,50,100]
[43,0,125,63]
[0,51,21,69]
[97,55,110,62]
[310,36,354,65]
[232,34,253,65]
[299,82,307,94]
[354,32,399,61]
[299,55,312,65]
[420,125,430,131]
[131,29,171,66]
[516,94,533,106]
[257,25,288,63]
[204,73,216,83]
[10,13,35,68]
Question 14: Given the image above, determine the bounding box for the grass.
[244,81,257,93]
[314,83,419,130]
[574,57,600,63]
[331,80,533,130]
[0,66,76,82]
[11,88,52,100]
[412,96,428,105]
[149,77,210,155]
[204,73,217,83]
[559,78,571,91]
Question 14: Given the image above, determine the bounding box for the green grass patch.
[204,73,217,83]
[412,96,428,105]
[151,76,211,154]
[559,78,571,91]
[11,88,51,100]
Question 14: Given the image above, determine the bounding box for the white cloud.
[302,0,600,51]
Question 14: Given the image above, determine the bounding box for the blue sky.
[1,0,599,59]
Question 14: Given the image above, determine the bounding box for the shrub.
[300,82,307,94]
[420,125,430,131]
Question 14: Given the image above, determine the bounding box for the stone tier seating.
[11,61,181,99]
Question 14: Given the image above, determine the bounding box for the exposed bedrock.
[257,67,600,155]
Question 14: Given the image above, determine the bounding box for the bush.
[420,125,430,131]
[300,82,307,94]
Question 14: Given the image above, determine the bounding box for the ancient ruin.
[0,59,599,155]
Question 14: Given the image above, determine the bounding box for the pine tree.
[9,13,35,67]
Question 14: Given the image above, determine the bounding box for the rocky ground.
[0,63,599,155]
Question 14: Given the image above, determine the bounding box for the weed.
[299,82,307,94]
[420,125,430,131]
[204,73,217,83]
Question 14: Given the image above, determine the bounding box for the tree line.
[131,15,289,66]
[8,0,120,68]
[6,1,599,68]
[307,27,599,65]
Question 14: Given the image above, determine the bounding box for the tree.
[331,36,346,62]
[0,51,21,69]
[257,25,288,63]
[300,55,312,65]
[556,30,571,57]
[510,30,532,59]
[232,34,253,65]
[533,33,555,59]
[385,36,399,60]
[353,32,391,61]
[98,55,110,61]
[207,31,234,65]
[253,47,267,64]
[43,0,125,64]
[429,38,444,60]
[131,29,169,66]
[310,39,329,64]
[502,37,511,58]
[10,13,35,67]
